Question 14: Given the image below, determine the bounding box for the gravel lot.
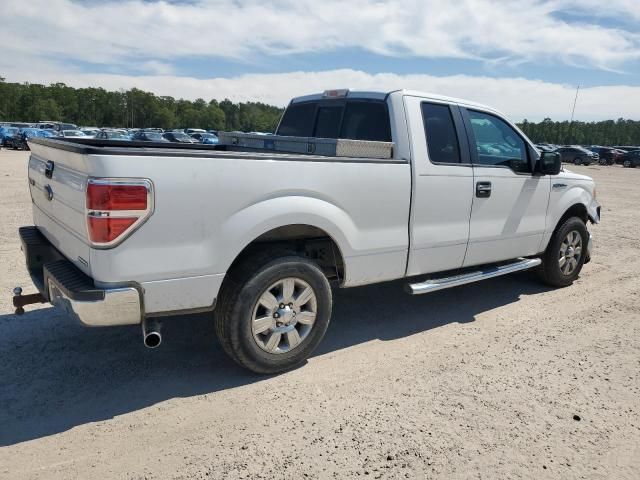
[1,149,639,480]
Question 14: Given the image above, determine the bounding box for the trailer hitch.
[12,287,46,315]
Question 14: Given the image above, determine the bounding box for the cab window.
[467,110,529,173]
[421,102,461,164]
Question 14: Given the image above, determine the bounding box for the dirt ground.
[0,149,638,480]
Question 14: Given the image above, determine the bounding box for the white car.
[60,130,87,138]
[16,89,600,374]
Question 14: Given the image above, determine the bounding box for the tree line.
[0,78,284,132]
[517,118,640,146]
[2,78,639,144]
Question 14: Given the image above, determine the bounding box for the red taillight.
[88,217,137,243]
[86,179,152,246]
[86,184,147,210]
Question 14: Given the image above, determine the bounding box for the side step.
[406,258,542,295]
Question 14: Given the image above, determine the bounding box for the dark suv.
[621,150,640,168]
[589,146,620,165]
[556,146,598,166]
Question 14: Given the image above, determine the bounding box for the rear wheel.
[623,159,631,168]
[214,251,332,374]
[599,158,607,166]
[538,217,588,287]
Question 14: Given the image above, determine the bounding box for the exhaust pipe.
[142,318,162,348]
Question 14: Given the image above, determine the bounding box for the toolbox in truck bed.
[217,132,394,159]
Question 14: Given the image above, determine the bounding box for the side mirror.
[538,151,561,175]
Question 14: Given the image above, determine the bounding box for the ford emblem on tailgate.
[44,184,54,201]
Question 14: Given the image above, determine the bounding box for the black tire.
[574,157,582,165]
[599,158,607,166]
[623,160,631,168]
[214,250,332,374]
[538,217,588,288]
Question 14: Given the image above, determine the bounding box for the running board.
[405,258,542,295]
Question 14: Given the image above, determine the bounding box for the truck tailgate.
[28,141,92,275]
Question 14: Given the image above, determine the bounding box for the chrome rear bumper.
[18,226,143,326]
[48,279,142,327]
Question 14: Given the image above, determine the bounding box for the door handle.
[476,181,492,198]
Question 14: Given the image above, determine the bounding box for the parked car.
[185,128,207,135]
[613,145,640,152]
[0,126,20,146]
[621,150,640,168]
[94,130,131,141]
[589,146,620,165]
[41,122,79,133]
[60,130,87,138]
[131,131,169,142]
[556,146,599,165]
[36,121,58,130]
[536,144,556,152]
[190,132,219,144]
[162,131,197,143]
[80,128,100,138]
[17,89,600,374]
[10,128,44,150]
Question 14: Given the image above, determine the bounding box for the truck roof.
[290,89,501,116]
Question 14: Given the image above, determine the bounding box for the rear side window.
[421,102,461,164]
[340,101,391,142]
[277,102,317,137]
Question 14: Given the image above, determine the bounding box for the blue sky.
[1,0,639,120]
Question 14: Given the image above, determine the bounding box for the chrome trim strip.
[48,279,142,326]
[406,258,542,295]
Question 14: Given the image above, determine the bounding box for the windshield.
[63,130,85,137]
[175,133,191,140]
[107,131,128,139]
[145,132,164,140]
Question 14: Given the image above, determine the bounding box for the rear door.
[462,108,550,267]
[404,96,474,276]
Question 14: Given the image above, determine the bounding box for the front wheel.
[623,160,631,168]
[538,217,588,288]
[599,158,607,166]
[214,252,332,374]
[574,157,582,165]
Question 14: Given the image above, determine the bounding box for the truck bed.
[26,136,412,316]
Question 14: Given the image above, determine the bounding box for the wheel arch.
[226,224,347,285]
[556,203,588,229]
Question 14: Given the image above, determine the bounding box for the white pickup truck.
[15,89,600,374]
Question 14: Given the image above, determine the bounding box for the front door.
[462,108,551,267]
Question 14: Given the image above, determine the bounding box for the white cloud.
[1,0,637,122]
[139,61,176,76]
[0,0,638,70]
[3,67,639,121]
